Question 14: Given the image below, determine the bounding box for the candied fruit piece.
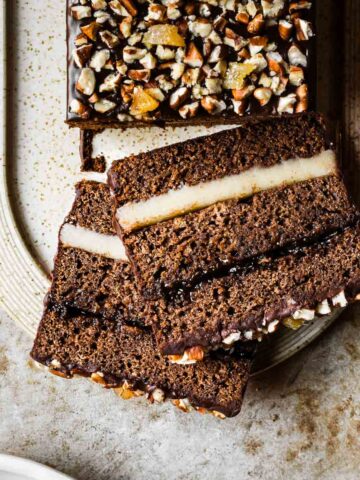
[223,62,256,89]
[130,87,160,116]
[143,24,185,47]
[282,317,304,331]
[114,385,136,400]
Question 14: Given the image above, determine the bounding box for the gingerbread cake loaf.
[67,0,315,129]
[31,181,254,418]
[108,113,358,300]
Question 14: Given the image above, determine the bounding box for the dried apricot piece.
[223,62,256,89]
[143,24,185,47]
[282,317,304,330]
[130,87,160,115]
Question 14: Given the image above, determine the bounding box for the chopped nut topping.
[71,5,92,20]
[114,381,144,400]
[91,0,107,10]
[73,44,93,68]
[140,52,157,69]
[184,42,203,68]
[156,45,176,61]
[201,95,226,114]
[172,398,193,413]
[294,18,313,41]
[289,1,312,12]
[295,83,308,112]
[179,101,199,118]
[70,98,91,118]
[261,0,285,18]
[332,291,348,308]
[168,345,205,364]
[49,369,69,379]
[69,0,314,121]
[94,98,116,113]
[293,308,315,321]
[288,44,307,67]
[289,65,305,85]
[146,87,165,102]
[99,29,119,48]
[76,68,96,95]
[278,19,293,40]
[123,46,147,63]
[169,86,190,109]
[212,410,226,420]
[232,84,255,100]
[81,21,100,41]
[148,388,165,404]
[277,93,297,113]
[232,99,247,115]
[90,49,110,71]
[223,331,241,345]
[316,299,331,315]
[90,372,107,386]
[254,87,272,106]
[247,13,264,34]
[189,18,212,38]
[119,17,132,38]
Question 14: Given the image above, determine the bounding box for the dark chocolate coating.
[67,0,316,129]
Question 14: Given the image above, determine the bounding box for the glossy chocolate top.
[67,0,316,126]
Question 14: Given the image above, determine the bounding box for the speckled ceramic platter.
[0,0,343,375]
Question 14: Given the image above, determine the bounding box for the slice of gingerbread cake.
[31,181,254,418]
[150,222,360,361]
[108,113,358,300]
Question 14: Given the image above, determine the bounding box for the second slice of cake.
[150,222,360,361]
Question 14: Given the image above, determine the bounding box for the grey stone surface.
[1,1,360,479]
[1,306,360,480]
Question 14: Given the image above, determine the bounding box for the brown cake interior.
[49,248,149,324]
[66,180,115,234]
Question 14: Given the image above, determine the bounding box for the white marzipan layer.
[116,150,337,232]
[60,223,128,261]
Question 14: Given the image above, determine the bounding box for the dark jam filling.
[159,220,360,305]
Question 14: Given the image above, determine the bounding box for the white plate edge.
[0,454,75,480]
